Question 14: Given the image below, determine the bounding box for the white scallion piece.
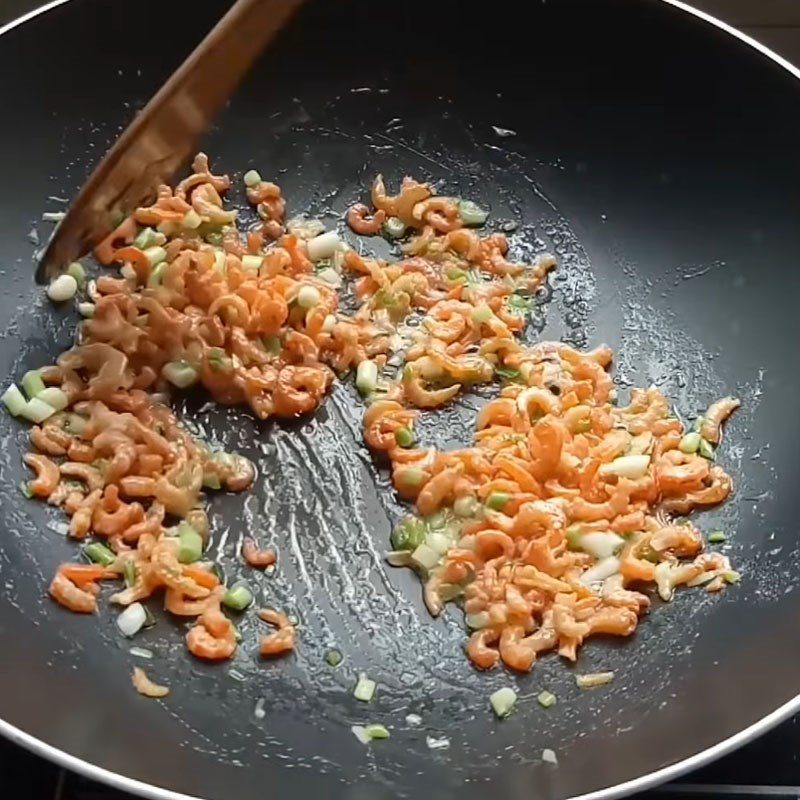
[46,274,78,303]
[321,314,336,334]
[580,556,620,586]
[241,254,264,272]
[254,698,266,719]
[297,284,321,309]
[353,673,376,702]
[410,542,440,571]
[181,209,202,229]
[129,646,153,659]
[36,387,68,412]
[351,725,372,744]
[599,454,650,479]
[162,361,199,389]
[490,687,517,718]
[426,735,450,750]
[286,216,326,240]
[317,267,342,288]
[307,231,341,262]
[77,301,95,318]
[117,603,147,637]
[355,360,378,395]
[465,611,490,630]
[425,531,452,556]
[20,397,57,423]
[542,748,558,765]
[580,532,625,560]
[405,713,422,727]
[42,211,66,222]
[143,246,167,268]
[576,671,614,689]
[243,169,262,187]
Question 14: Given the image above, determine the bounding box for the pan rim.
[0,1,798,799]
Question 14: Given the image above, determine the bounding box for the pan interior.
[0,1,799,799]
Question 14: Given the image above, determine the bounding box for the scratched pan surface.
[0,0,799,798]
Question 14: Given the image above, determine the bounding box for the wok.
[1,1,799,799]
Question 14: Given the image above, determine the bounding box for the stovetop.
[5,714,800,800]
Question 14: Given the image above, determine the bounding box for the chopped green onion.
[471,303,493,324]
[383,216,407,238]
[123,560,137,588]
[708,531,726,544]
[2,384,27,416]
[486,492,511,511]
[47,274,78,302]
[222,582,254,611]
[20,397,56,423]
[207,347,232,373]
[692,417,705,432]
[507,293,532,314]
[21,370,45,399]
[37,387,68,412]
[162,361,199,389]
[353,673,376,702]
[297,284,321,309]
[146,262,167,288]
[397,466,425,489]
[565,525,583,551]
[19,481,33,499]
[489,687,517,718]
[241,254,264,272]
[181,209,202,230]
[537,690,557,709]
[202,472,221,490]
[317,267,341,288]
[394,426,414,447]
[458,199,488,227]
[364,724,390,740]
[321,314,336,334]
[212,249,226,273]
[576,671,615,689]
[698,438,716,460]
[679,432,702,454]
[143,246,167,268]
[66,262,86,286]
[262,336,281,355]
[325,649,343,667]
[445,266,468,283]
[84,542,116,566]
[495,366,521,382]
[724,570,741,584]
[177,522,203,564]
[391,517,427,551]
[243,169,262,187]
[133,227,162,250]
[356,360,378,396]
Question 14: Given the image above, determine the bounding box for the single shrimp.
[273,365,330,417]
[49,570,97,613]
[132,666,170,698]
[466,627,500,670]
[416,465,463,516]
[23,453,60,498]
[186,608,237,661]
[258,608,296,657]
[498,625,535,672]
[700,396,740,445]
[346,203,386,235]
[242,538,277,568]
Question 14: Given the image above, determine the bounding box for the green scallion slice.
[489,687,517,718]
[364,724,390,740]
[565,525,583,551]
[708,531,726,544]
[698,438,716,460]
[19,481,33,499]
[177,523,203,564]
[486,492,511,511]
[66,261,86,286]
[391,517,427,552]
[394,427,414,448]
[123,560,137,588]
[495,366,521,382]
[537,690,557,709]
[21,370,45,400]
[458,199,488,227]
[679,431,701,454]
[723,570,741,584]
[383,217,406,238]
[84,542,116,567]
[325,649,343,667]
[2,384,27,417]
[222,582,253,611]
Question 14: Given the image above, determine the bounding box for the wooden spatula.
[37,0,303,283]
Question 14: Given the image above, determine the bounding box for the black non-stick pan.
[1,1,800,798]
